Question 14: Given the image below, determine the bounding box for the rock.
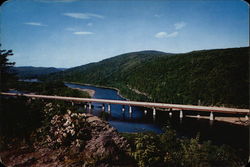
[0,113,131,167]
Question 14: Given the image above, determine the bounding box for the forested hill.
[42,50,170,85]
[11,66,66,78]
[43,47,249,108]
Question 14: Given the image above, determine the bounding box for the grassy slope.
[43,47,249,108]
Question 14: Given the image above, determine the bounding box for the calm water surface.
[65,83,248,154]
[65,83,163,133]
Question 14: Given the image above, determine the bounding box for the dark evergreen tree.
[0,45,16,91]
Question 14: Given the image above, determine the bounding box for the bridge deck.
[1,92,249,114]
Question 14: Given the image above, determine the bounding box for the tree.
[0,45,16,91]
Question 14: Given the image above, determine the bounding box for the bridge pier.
[209,112,214,121]
[180,110,183,118]
[153,108,156,120]
[129,106,132,118]
[209,120,213,126]
[122,105,125,116]
[102,104,105,111]
[71,101,74,106]
[88,103,92,110]
[169,112,172,116]
[169,108,172,117]
[108,104,111,115]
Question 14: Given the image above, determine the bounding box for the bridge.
[1,92,249,121]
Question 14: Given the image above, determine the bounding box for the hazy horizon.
[1,0,249,68]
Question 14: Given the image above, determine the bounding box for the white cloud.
[155,31,178,38]
[155,32,167,38]
[63,13,104,19]
[24,22,47,26]
[167,31,179,37]
[73,31,94,35]
[87,22,93,26]
[174,22,186,30]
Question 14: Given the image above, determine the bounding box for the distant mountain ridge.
[11,66,67,78]
[42,47,249,108]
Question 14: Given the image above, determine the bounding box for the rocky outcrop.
[82,114,130,166]
[0,112,132,167]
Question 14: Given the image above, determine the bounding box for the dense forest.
[42,47,249,108]
[10,66,66,79]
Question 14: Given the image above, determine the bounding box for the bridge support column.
[153,108,156,120]
[71,101,74,106]
[129,106,132,118]
[144,109,147,115]
[209,112,214,121]
[88,103,92,110]
[102,104,105,111]
[169,112,172,116]
[169,108,172,117]
[108,104,111,115]
[245,115,249,121]
[122,105,125,115]
[180,110,183,118]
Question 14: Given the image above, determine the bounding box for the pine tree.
[0,45,16,91]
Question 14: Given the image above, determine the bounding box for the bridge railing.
[1,92,249,121]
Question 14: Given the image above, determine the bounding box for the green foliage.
[0,97,43,149]
[127,47,249,108]
[0,80,90,150]
[10,66,64,79]
[132,133,163,167]
[43,47,249,108]
[121,126,246,167]
[180,134,211,167]
[42,109,91,150]
[14,81,90,98]
[0,46,17,91]
[40,50,168,91]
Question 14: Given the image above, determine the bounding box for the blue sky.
[1,0,249,68]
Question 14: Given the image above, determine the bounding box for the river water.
[65,83,248,154]
[65,83,163,133]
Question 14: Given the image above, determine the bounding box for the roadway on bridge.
[1,92,249,115]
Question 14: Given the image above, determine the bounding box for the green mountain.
[43,47,249,108]
[43,50,170,85]
[11,66,66,79]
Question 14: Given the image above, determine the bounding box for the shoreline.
[186,115,249,126]
[66,82,249,126]
[65,81,130,100]
[70,87,95,97]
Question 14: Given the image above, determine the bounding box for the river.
[65,83,163,133]
[65,83,248,154]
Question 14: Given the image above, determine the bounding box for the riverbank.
[66,82,129,100]
[186,115,249,126]
[70,87,95,97]
[66,82,249,126]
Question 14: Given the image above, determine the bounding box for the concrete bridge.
[1,92,249,121]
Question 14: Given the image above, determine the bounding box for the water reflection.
[65,83,248,153]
